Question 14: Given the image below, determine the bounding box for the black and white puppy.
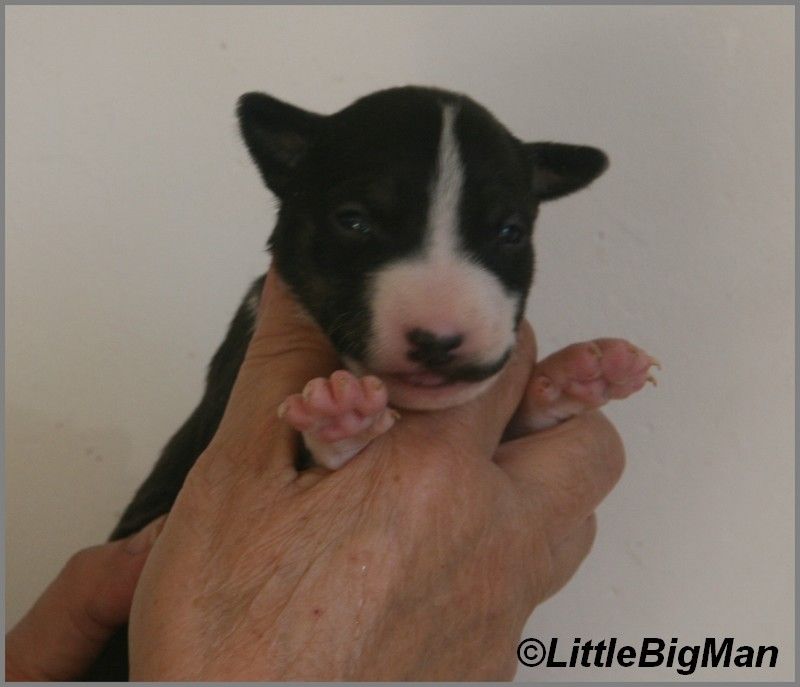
[238,86,616,468]
[85,86,655,680]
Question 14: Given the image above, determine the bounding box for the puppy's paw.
[278,370,398,470]
[510,338,659,434]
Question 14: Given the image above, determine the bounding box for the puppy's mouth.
[384,351,512,388]
[388,371,450,388]
[369,349,513,410]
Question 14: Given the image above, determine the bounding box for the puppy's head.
[239,86,607,410]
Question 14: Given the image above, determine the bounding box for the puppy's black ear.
[238,92,323,196]
[524,143,609,201]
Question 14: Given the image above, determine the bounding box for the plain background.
[5,5,794,681]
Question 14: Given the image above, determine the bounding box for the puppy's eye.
[334,208,373,237]
[496,221,527,247]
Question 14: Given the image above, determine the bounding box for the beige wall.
[6,5,794,681]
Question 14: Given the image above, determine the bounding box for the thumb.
[241,269,340,406]
[202,269,340,471]
[5,516,166,681]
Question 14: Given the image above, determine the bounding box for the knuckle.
[565,411,626,495]
[589,412,626,487]
[525,416,626,537]
[546,463,597,522]
[180,459,223,506]
[61,545,102,585]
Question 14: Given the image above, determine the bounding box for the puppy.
[240,86,656,468]
[83,86,656,680]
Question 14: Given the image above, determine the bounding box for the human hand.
[129,270,625,680]
[5,516,165,681]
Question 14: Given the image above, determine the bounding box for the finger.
[542,514,597,601]
[204,270,340,473]
[5,516,166,681]
[495,411,624,545]
[407,321,538,459]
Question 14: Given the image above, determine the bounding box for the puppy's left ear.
[524,143,609,201]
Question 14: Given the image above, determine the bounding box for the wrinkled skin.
[128,271,624,681]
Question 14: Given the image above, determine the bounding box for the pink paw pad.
[278,370,397,469]
[514,338,659,433]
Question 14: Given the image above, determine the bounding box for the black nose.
[406,328,464,367]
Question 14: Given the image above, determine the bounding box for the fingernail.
[125,516,166,555]
[365,376,384,392]
[277,400,289,418]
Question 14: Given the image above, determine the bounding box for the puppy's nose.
[406,328,464,367]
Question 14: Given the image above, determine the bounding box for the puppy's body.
[84,86,650,679]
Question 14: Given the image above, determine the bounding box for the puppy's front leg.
[509,338,659,438]
[279,370,399,470]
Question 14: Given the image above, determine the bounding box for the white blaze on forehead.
[366,102,519,409]
[427,105,463,260]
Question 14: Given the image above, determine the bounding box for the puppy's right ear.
[237,92,323,196]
